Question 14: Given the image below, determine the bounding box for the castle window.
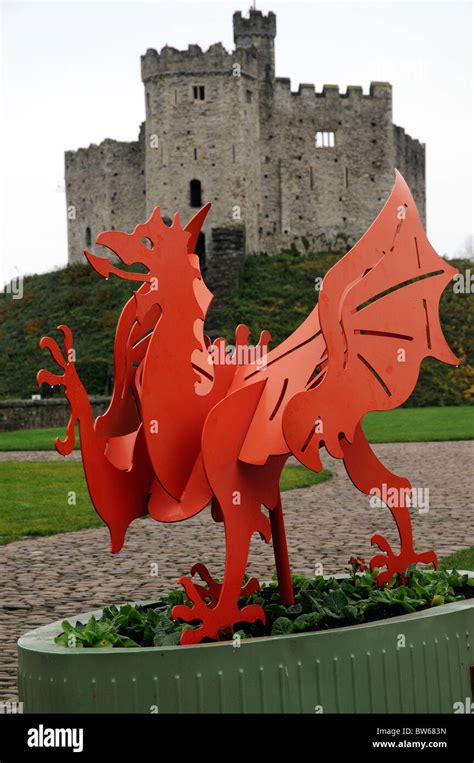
[193,86,205,101]
[345,167,349,188]
[194,148,198,160]
[190,179,202,207]
[315,131,335,148]
[246,90,252,104]
[85,226,92,248]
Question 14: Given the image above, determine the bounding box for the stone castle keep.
[66,8,426,292]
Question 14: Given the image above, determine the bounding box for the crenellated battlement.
[141,41,258,82]
[233,9,276,39]
[275,78,392,100]
[394,124,425,150]
[65,129,143,167]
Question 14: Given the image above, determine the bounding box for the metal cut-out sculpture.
[38,171,459,645]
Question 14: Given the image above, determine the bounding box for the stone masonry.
[0,398,110,432]
[65,8,425,288]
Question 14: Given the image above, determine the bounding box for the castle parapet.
[275,79,393,101]
[233,9,277,39]
[141,41,257,81]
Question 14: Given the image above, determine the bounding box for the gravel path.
[0,450,82,462]
[1,440,472,702]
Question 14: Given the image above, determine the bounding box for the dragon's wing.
[226,305,326,465]
[283,171,459,472]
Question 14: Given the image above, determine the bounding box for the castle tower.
[140,37,263,276]
[233,10,276,82]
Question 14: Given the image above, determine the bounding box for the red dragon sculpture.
[38,172,459,645]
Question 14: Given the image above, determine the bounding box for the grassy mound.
[0,255,472,405]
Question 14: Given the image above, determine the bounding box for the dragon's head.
[84,204,211,321]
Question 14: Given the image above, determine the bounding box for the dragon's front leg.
[38,325,153,553]
[37,325,91,455]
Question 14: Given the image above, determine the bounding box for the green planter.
[18,584,474,714]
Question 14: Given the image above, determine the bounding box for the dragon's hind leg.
[342,423,437,584]
[172,495,270,644]
[172,382,280,644]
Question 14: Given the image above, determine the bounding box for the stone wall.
[205,226,246,333]
[66,129,146,264]
[0,398,110,432]
[393,124,426,225]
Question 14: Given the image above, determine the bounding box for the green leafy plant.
[55,564,473,649]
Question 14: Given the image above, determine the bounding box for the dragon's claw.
[413,549,438,568]
[57,324,74,354]
[370,533,393,555]
[38,327,77,387]
[36,369,65,388]
[370,534,438,584]
[240,576,261,597]
[38,327,75,381]
[188,563,261,605]
[172,573,265,644]
[174,601,265,645]
[189,563,222,604]
[39,336,67,370]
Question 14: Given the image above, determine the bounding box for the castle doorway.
[196,232,206,271]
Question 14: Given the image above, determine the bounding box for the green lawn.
[0,406,471,452]
[439,546,474,572]
[0,462,331,546]
[362,406,473,443]
[0,426,70,451]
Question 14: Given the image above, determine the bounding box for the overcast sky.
[1,0,472,286]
